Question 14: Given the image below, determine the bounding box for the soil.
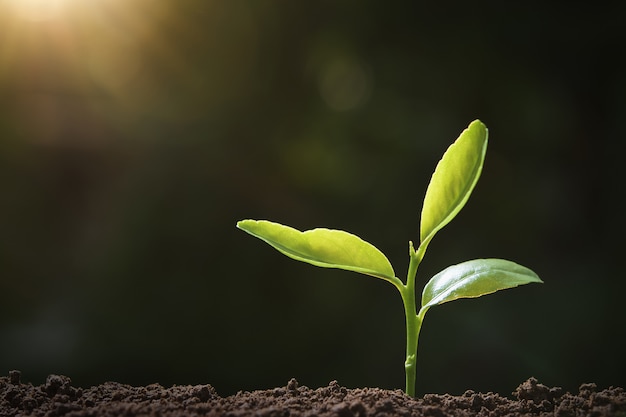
[1,371,625,417]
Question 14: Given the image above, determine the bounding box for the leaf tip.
[469,118,487,132]
[236,219,260,232]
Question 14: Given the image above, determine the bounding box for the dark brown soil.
[2,371,625,417]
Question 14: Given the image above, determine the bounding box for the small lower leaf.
[421,259,542,310]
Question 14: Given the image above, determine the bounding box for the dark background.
[1,1,625,397]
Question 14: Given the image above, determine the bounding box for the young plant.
[236,120,542,397]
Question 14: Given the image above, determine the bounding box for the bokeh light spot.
[318,58,372,112]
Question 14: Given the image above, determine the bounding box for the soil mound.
[2,371,625,416]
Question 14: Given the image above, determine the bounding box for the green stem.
[402,295,420,397]
[401,241,426,397]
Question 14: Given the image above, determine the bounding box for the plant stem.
[402,296,420,397]
[401,241,426,397]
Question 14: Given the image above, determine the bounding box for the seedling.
[237,120,542,397]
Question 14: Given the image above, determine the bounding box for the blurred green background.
[1,0,625,396]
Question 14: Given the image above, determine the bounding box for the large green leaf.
[421,259,542,310]
[420,120,488,245]
[237,219,399,285]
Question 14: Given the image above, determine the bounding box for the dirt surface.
[2,371,625,417]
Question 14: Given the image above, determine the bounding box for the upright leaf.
[421,258,542,310]
[237,219,399,285]
[420,120,488,245]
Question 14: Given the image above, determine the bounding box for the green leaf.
[237,219,399,285]
[421,259,542,310]
[420,120,488,245]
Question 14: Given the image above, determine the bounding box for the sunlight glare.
[9,0,72,21]
[0,0,224,146]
